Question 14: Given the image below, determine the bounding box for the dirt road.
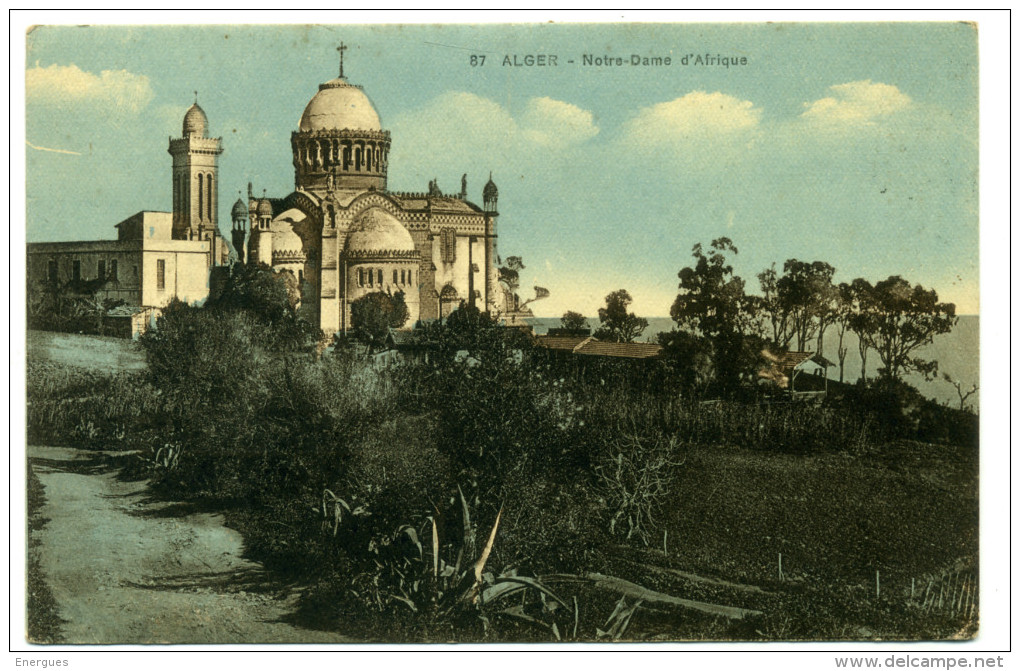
[28,445,351,644]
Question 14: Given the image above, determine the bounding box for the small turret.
[253,192,274,266]
[257,197,273,226]
[483,172,498,214]
[230,195,247,264]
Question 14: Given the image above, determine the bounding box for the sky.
[24,22,979,316]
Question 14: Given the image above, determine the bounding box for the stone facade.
[27,108,230,336]
[241,64,502,334]
[27,57,506,339]
[27,212,222,334]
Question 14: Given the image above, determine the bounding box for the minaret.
[169,95,224,241]
[230,194,248,264]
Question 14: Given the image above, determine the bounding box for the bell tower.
[169,96,224,240]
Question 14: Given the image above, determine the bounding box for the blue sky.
[25,22,979,316]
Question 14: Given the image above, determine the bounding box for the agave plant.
[325,483,579,639]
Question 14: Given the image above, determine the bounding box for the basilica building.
[29,50,506,337]
[234,55,502,334]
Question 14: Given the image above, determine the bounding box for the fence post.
[876,570,880,599]
[778,553,783,582]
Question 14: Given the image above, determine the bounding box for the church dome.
[274,226,304,254]
[345,207,416,255]
[257,198,273,217]
[299,78,381,133]
[231,198,247,220]
[183,103,208,137]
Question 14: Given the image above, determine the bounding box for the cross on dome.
[337,42,348,78]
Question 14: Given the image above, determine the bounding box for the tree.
[559,311,589,334]
[859,276,956,381]
[942,373,978,413]
[593,289,648,343]
[832,282,855,383]
[498,256,525,295]
[497,255,549,315]
[206,262,319,351]
[657,330,715,394]
[847,278,876,383]
[349,291,410,353]
[670,238,765,390]
[775,259,836,352]
[672,238,759,339]
[207,262,298,324]
[758,263,793,348]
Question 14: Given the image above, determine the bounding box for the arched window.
[393,269,398,285]
[197,174,204,221]
[206,174,213,221]
[365,145,372,171]
[440,228,457,263]
[377,269,383,286]
[358,268,364,287]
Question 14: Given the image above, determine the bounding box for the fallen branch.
[542,572,763,621]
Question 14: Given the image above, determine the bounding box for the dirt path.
[28,445,352,644]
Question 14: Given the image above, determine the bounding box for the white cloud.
[623,91,761,144]
[388,91,599,187]
[388,91,518,174]
[801,80,911,124]
[519,97,599,148]
[26,63,154,112]
[391,91,597,156]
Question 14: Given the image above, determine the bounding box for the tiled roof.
[575,340,662,359]
[535,335,662,359]
[772,351,815,371]
[758,350,828,387]
[535,335,590,352]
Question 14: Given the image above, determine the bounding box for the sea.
[526,315,980,409]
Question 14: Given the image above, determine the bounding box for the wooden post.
[778,553,783,581]
[875,570,881,599]
[911,577,915,599]
[663,529,668,556]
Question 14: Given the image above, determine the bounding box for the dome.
[183,103,208,137]
[299,78,381,133]
[231,198,247,220]
[274,226,304,253]
[270,208,308,250]
[345,207,416,255]
[256,199,273,217]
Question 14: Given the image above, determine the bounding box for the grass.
[25,332,980,642]
[26,468,64,644]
